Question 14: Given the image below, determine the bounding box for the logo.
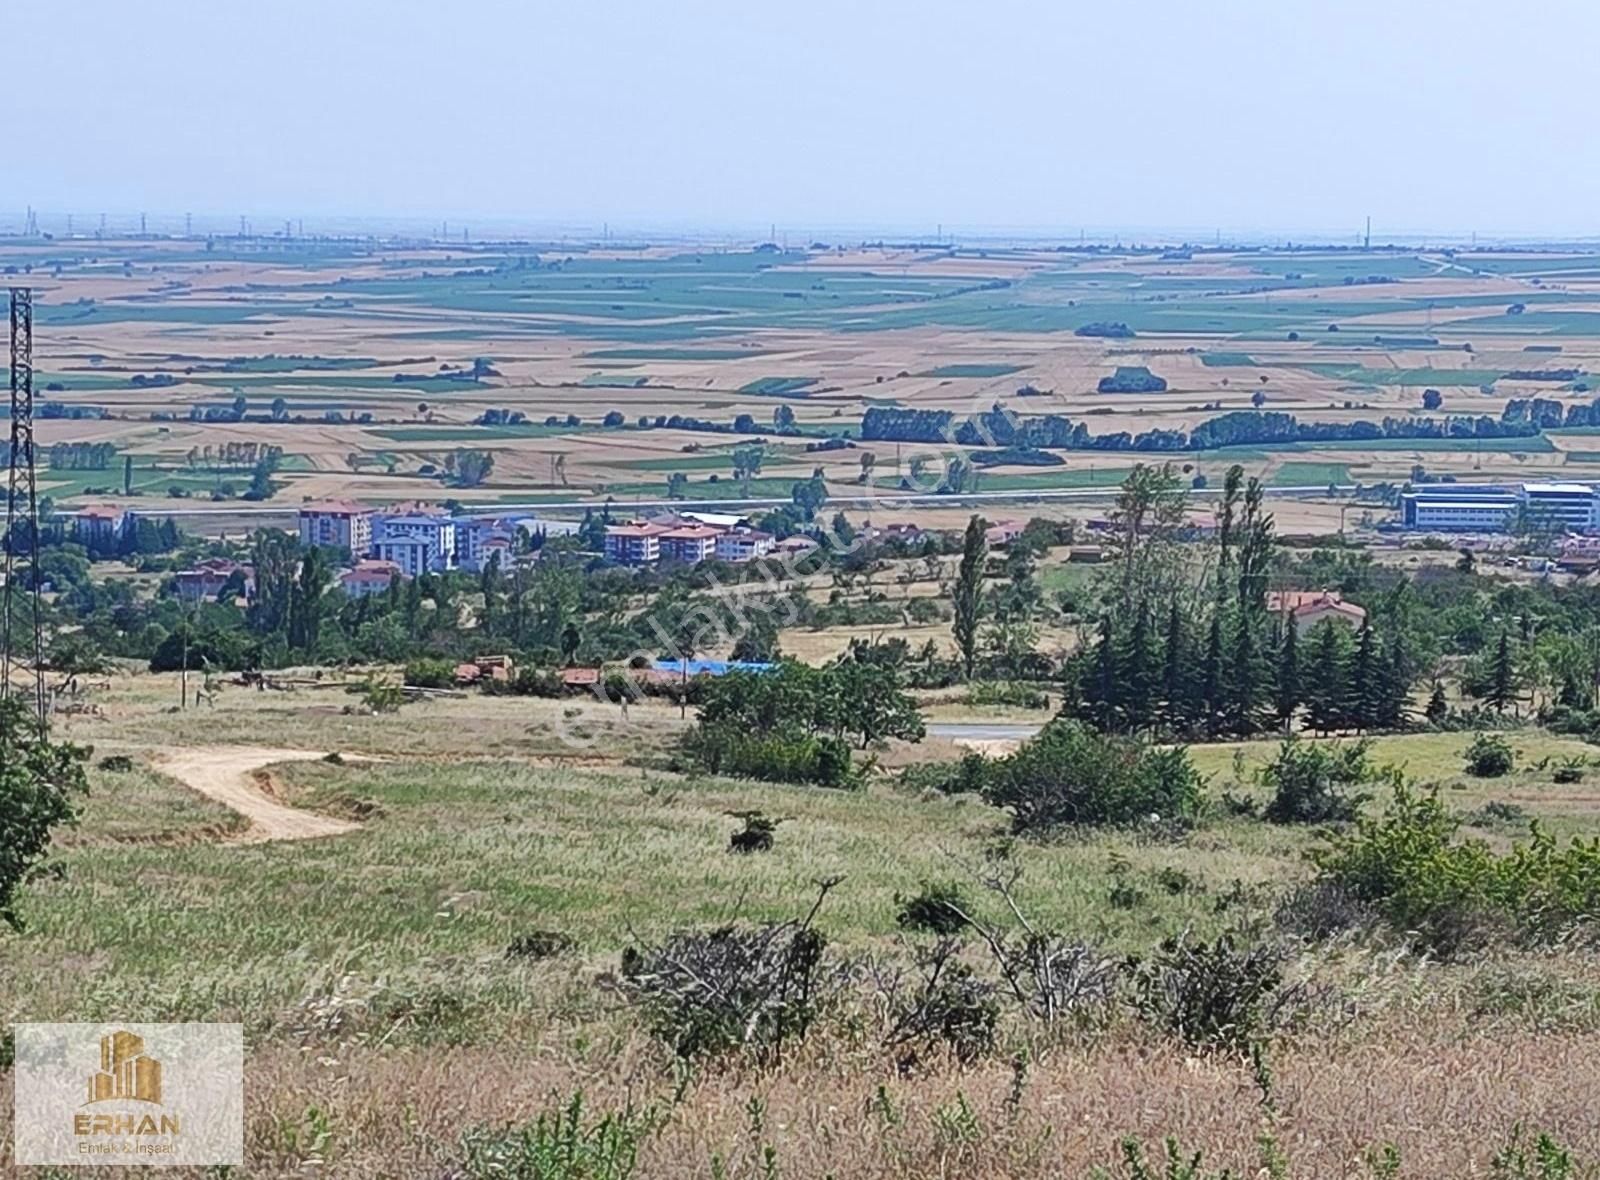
[87,1029,164,1106]
[12,1022,243,1167]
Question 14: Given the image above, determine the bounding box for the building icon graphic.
[86,1030,162,1105]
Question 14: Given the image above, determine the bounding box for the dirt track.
[154,746,359,843]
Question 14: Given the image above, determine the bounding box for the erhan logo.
[72,1030,181,1140]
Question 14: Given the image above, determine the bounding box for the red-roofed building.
[1266,589,1367,634]
[69,505,128,546]
[715,527,775,563]
[339,559,402,598]
[174,558,254,604]
[659,524,723,564]
[604,522,670,566]
[984,519,1025,547]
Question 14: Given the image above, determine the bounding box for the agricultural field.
[11,237,1600,532]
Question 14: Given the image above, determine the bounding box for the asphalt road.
[117,483,1369,519]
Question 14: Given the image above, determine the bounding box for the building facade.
[297,500,373,558]
[371,515,457,576]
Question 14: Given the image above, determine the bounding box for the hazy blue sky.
[13,0,1600,240]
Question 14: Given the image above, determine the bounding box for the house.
[984,519,1025,547]
[297,499,372,558]
[1067,545,1106,563]
[456,513,582,572]
[879,523,931,547]
[714,527,775,563]
[174,558,254,603]
[371,514,457,576]
[773,535,819,556]
[659,524,723,564]
[1266,589,1367,634]
[604,522,669,566]
[69,505,128,547]
[339,559,402,597]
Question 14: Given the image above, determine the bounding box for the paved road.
[122,483,1370,520]
[925,722,1045,741]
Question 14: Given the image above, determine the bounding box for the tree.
[1422,388,1443,411]
[453,449,495,488]
[231,393,248,421]
[833,659,925,748]
[1304,620,1350,735]
[122,454,133,496]
[1251,389,1267,408]
[0,699,90,931]
[1488,626,1517,714]
[270,396,289,422]
[857,452,876,484]
[1200,615,1224,737]
[773,405,796,431]
[666,472,688,500]
[951,516,988,680]
[1349,615,1380,732]
[1160,601,1189,731]
[1275,619,1299,731]
[732,442,766,494]
[1425,680,1449,725]
[790,472,827,521]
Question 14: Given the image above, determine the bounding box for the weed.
[97,754,135,773]
[506,930,577,961]
[460,1090,658,1180]
[895,881,973,935]
[1131,934,1305,1052]
[727,810,780,854]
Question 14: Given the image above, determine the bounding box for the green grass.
[1270,461,1351,487]
[584,347,769,361]
[579,373,650,388]
[739,376,819,396]
[921,363,1024,379]
[369,423,595,442]
[1200,352,1258,367]
[1298,364,1505,387]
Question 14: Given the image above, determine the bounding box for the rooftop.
[299,499,370,515]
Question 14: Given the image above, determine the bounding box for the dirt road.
[154,746,359,843]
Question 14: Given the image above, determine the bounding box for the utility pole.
[3,287,47,727]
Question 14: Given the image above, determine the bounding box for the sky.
[11,0,1600,242]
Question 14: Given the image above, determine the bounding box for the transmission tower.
[3,287,47,726]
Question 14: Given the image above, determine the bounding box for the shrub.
[616,883,841,1064]
[1130,933,1301,1052]
[1273,879,1375,941]
[361,679,406,714]
[506,930,576,961]
[728,811,779,854]
[895,881,973,935]
[1312,783,1600,952]
[1260,737,1381,825]
[1553,757,1587,785]
[981,719,1205,836]
[459,1091,658,1180]
[899,752,991,796]
[404,657,457,689]
[685,725,858,789]
[966,680,1049,709]
[1465,732,1516,778]
[879,940,999,1065]
[97,754,135,773]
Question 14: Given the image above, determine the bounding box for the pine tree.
[1091,613,1119,731]
[1350,615,1380,732]
[1201,614,1225,738]
[1161,601,1188,732]
[1489,626,1516,714]
[1275,619,1300,731]
[1304,620,1348,735]
[1378,630,1412,729]
[1227,612,1266,735]
[1121,602,1158,732]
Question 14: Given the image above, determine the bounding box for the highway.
[108,483,1369,520]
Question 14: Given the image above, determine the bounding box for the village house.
[1265,589,1367,634]
[173,558,254,603]
[603,522,669,566]
[68,505,129,547]
[339,559,402,598]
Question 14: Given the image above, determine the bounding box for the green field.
[1269,460,1352,486]
[739,376,819,396]
[922,363,1024,378]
